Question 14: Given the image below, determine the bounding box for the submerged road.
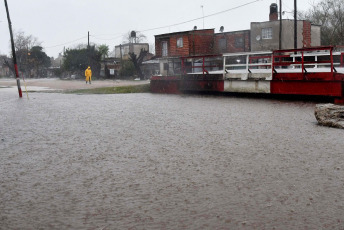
[1,87,343,229]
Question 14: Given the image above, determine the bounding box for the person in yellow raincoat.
[85,66,92,84]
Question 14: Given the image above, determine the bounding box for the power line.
[43,0,264,49]
[90,34,123,41]
[44,35,87,49]
[139,0,264,33]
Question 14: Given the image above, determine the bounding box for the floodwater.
[1,88,344,230]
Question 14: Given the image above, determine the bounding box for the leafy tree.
[301,0,344,46]
[62,45,101,78]
[98,44,109,60]
[119,60,135,78]
[27,46,51,77]
[29,46,51,67]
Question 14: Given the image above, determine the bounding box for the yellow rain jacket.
[85,67,92,81]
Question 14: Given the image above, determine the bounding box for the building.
[250,3,321,51]
[100,57,121,78]
[0,55,11,77]
[155,29,214,58]
[142,59,160,78]
[153,3,321,76]
[155,29,216,75]
[114,43,149,60]
[214,29,251,54]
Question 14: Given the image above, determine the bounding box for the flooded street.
[1,88,344,229]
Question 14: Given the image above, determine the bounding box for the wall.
[169,34,189,57]
[302,21,312,47]
[115,43,149,60]
[155,29,214,58]
[214,30,250,53]
[188,30,214,56]
[311,25,321,46]
[155,38,167,58]
[251,20,317,51]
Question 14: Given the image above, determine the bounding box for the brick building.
[155,29,214,58]
[155,29,215,75]
[214,30,250,54]
[153,3,321,76]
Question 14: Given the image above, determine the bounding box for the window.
[162,41,168,56]
[219,38,226,52]
[235,37,244,48]
[262,28,272,39]
[177,37,183,48]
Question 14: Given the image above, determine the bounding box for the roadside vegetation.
[65,83,150,94]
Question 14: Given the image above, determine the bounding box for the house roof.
[214,29,250,35]
[155,29,214,38]
[115,43,149,48]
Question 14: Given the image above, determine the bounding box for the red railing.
[273,46,334,74]
[272,46,339,81]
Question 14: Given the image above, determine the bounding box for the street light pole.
[4,0,22,98]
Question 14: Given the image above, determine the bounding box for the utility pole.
[87,31,90,66]
[4,0,22,98]
[279,0,282,50]
[201,5,204,29]
[294,0,297,49]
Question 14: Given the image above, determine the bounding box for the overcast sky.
[0,0,319,58]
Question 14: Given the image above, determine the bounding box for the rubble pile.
[315,104,344,129]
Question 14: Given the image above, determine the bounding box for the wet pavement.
[1,87,344,229]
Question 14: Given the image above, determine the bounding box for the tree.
[62,45,101,78]
[129,48,148,80]
[98,44,109,60]
[13,31,42,76]
[119,60,135,78]
[27,46,51,77]
[300,0,344,46]
[13,30,40,52]
[4,31,49,78]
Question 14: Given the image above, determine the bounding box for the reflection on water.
[1,89,343,229]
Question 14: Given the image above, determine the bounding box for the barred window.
[262,28,272,39]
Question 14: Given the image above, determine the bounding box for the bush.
[119,60,136,79]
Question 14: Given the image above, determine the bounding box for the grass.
[65,83,151,94]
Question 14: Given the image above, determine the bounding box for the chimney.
[269,3,278,21]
